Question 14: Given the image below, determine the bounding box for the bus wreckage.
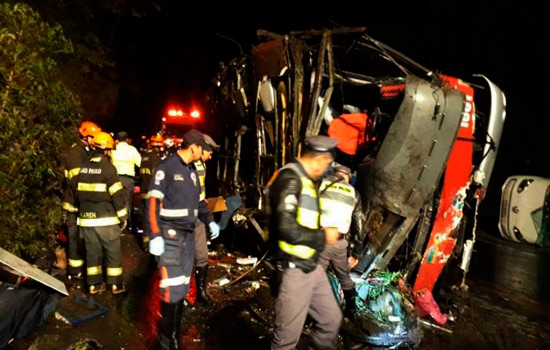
[207,28,506,347]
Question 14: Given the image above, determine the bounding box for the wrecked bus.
[207,27,506,346]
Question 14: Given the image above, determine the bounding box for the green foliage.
[0,3,82,259]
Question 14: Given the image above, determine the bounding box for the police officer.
[318,164,365,319]
[62,121,101,279]
[138,135,164,247]
[147,129,216,350]
[66,132,128,294]
[111,131,141,231]
[267,135,343,350]
[192,134,221,306]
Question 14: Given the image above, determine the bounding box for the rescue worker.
[111,131,141,232]
[267,135,343,350]
[147,129,217,350]
[192,134,221,306]
[163,138,177,157]
[318,164,365,319]
[66,132,128,294]
[62,121,101,279]
[138,134,164,247]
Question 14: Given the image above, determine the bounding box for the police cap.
[303,135,338,153]
[183,129,209,150]
[203,134,220,152]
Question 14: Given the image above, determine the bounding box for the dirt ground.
[6,232,550,350]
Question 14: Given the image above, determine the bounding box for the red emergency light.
[168,109,184,117]
[190,109,200,119]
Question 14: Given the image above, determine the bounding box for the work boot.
[195,265,213,306]
[343,288,357,320]
[89,282,106,295]
[159,301,183,350]
[111,283,128,295]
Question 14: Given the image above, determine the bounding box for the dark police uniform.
[139,148,162,240]
[62,140,89,276]
[148,153,213,304]
[66,152,128,289]
[267,136,343,350]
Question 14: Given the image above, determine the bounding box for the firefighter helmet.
[79,121,101,138]
[150,134,164,147]
[92,132,115,150]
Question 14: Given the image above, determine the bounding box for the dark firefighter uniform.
[66,153,128,290]
[267,137,343,350]
[148,153,214,304]
[62,140,90,276]
[139,147,163,240]
[318,167,365,318]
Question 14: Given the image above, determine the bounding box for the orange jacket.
[327,113,368,155]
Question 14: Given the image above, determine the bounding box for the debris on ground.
[343,270,422,348]
[55,295,108,326]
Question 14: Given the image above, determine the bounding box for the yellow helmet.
[150,134,164,147]
[79,121,101,138]
[92,132,114,150]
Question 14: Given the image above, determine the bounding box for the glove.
[149,236,165,256]
[208,222,220,240]
[119,219,127,231]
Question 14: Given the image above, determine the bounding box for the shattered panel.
[358,74,465,218]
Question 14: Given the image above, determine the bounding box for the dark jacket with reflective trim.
[147,153,214,238]
[139,149,162,195]
[268,162,325,273]
[62,141,89,211]
[66,152,128,226]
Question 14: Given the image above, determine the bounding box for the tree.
[0,3,82,259]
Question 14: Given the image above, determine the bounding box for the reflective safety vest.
[319,176,357,234]
[194,160,206,201]
[112,142,141,177]
[267,162,321,260]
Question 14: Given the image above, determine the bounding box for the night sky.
[106,0,548,230]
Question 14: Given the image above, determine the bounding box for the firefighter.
[318,164,365,320]
[267,135,343,350]
[138,134,164,247]
[192,133,221,306]
[62,121,101,279]
[66,132,128,294]
[147,129,217,350]
[111,131,141,232]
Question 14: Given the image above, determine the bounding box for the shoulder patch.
[155,170,165,181]
[90,157,102,163]
[283,194,298,211]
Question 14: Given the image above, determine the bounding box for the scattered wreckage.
[207,27,506,346]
